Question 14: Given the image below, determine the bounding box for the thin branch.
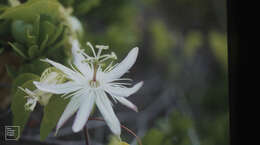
[84,123,91,145]
[88,117,143,145]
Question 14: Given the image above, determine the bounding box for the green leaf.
[11,78,40,138]
[25,26,37,46]
[11,20,33,44]
[47,23,64,46]
[40,21,55,43]
[40,35,49,51]
[8,42,27,59]
[11,73,40,95]
[28,45,39,58]
[108,135,130,145]
[0,0,62,23]
[32,15,40,42]
[40,95,69,140]
[47,27,68,53]
[19,59,51,75]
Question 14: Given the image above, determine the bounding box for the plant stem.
[88,117,143,145]
[84,123,90,145]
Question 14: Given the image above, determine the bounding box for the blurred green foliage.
[183,30,203,58]
[78,0,140,59]
[149,19,176,62]
[140,0,229,145]
[58,0,101,15]
[142,111,193,145]
[209,30,228,70]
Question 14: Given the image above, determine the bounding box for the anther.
[111,52,117,59]
[96,45,109,50]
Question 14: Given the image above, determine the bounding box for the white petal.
[41,58,81,81]
[34,81,81,94]
[70,38,92,77]
[96,91,121,135]
[115,97,138,112]
[72,91,95,132]
[105,47,139,80]
[56,93,84,132]
[105,81,143,97]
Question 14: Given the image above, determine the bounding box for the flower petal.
[115,97,138,112]
[105,81,143,97]
[56,93,84,133]
[96,91,121,135]
[70,38,92,78]
[105,47,139,80]
[72,91,95,132]
[41,58,82,81]
[34,81,81,94]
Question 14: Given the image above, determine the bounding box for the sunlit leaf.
[0,0,62,23]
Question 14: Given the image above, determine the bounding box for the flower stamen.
[87,42,97,57]
[89,80,100,88]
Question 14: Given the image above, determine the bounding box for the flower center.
[89,80,100,88]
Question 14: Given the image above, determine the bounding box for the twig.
[84,123,91,145]
[88,117,143,145]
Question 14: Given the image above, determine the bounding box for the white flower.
[19,87,41,111]
[19,68,65,111]
[33,39,143,136]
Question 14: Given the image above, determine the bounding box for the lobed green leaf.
[40,95,69,140]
